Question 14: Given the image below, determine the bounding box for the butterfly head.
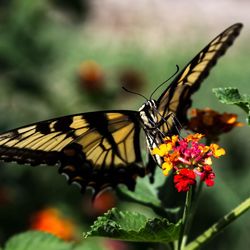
[139,99,158,129]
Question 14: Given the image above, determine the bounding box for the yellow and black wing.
[0,111,145,193]
[157,23,243,134]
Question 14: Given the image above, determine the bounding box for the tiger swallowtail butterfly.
[0,23,243,195]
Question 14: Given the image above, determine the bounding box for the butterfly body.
[139,99,166,166]
[0,23,243,194]
[139,100,159,129]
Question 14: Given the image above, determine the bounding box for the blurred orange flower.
[187,108,243,142]
[118,68,144,92]
[30,208,76,241]
[78,60,105,92]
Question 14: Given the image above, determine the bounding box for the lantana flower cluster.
[152,133,225,192]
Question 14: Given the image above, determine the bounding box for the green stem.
[184,197,250,250]
[183,181,203,242]
[173,240,178,250]
[178,186,193,250]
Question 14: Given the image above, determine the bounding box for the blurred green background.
[0,0,249,249]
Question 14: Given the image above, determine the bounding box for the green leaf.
[4,231,72,250]
[213,87,250,124]
[84,208,181,243]
[118,168,165,208]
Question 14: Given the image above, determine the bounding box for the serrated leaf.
[84,208,181,243]
[213,87,242,103]
[4,231,72,250]
[213,87,250,124]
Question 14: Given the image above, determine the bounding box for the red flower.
[199,165,216,187]
[174,169,196,192]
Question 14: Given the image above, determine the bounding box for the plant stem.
[183,181,203,242]
[184,197,250,250]
[178,186,193,250]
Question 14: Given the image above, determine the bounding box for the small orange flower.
[162,161,173,175]
[204,157,212,165]
[186,133,204,142]
[152,143,172,157]
[187,108,243,142]
[210,144,226,158]
[30,208,76,241]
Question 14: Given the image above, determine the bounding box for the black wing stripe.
[130,115,142,162]
[0,146,60,165]
[79,115,140,165]
[84,113,120,155]
[21,133,61,149]
[92,149,105,166]
[120,126,133,162]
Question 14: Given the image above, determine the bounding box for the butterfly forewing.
[157,23,243,134]
[0,111,145,193]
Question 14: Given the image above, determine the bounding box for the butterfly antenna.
[122,86,148,101]
[149,65,179,100]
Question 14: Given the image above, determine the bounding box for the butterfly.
[0,23,243,195]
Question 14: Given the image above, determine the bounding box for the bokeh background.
[0,0,249,249]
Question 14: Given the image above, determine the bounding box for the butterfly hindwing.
[59,112,145,193]
[0,111,145,193]
[157,23,243,134]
